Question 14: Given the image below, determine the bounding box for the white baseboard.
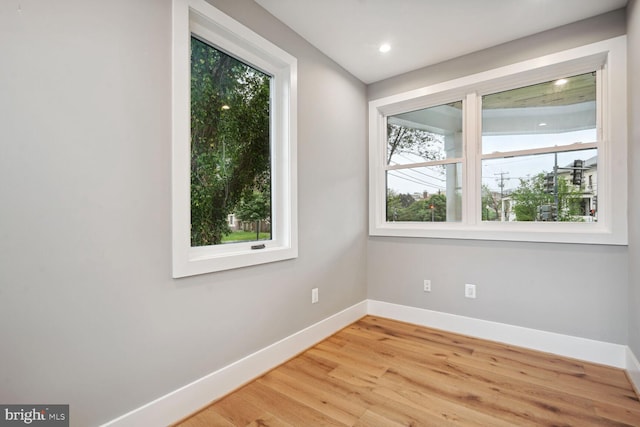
[101,300,368,427]
[627,347,640,394]
[103,299,633,426]
[367,300,627,369]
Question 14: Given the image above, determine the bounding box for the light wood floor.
[175,316,640,426]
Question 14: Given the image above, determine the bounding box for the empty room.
[1,0,640,425]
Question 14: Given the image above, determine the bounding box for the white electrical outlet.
[423,279,431,292]
[311,288,319,304]
[465,283,476,299]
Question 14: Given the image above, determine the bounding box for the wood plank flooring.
[175,316,640,426]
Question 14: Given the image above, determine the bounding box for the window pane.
[481,149,597,222]
[386,164,462,222]
[482,73,596,154]
[190,36,272,246]
[387,101,463,166]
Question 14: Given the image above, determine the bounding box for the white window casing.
[369,36,627,245]
[172,0,298,277]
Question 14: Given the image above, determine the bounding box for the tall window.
[172,0,297,277]
[386,101,463,222]
[481,73,597,223]
[190,36,272,246]
[369,37,627,245]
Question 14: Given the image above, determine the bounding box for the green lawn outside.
[221,230,271,243]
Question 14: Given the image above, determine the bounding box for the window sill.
[173,242,297,278]
[370,221,627,245]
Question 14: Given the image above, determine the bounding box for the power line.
[389,155,447,183]
[388,170,444,191]
[389,170,441,189]
[398,167,446,183]
[387,162,445,182]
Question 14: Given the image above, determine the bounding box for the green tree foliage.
[190,37,271,246]
[235,190,271,240]
[387,190,447,222]
[386,123,443,165]
[386,189,415,220]
[481,185,501,221]
[511,175,547,221]
[510,173,584,222]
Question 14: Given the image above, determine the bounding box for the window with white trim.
[172,0,297,277]
[480,72,598,223]
[386,101,463,223]
[369,37,627,245]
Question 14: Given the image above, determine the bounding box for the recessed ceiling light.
[379,43,391,53]
[554,78,568,86]
[538,122,547,127]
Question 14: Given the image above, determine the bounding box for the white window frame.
[172,0,298,277]
[369,36,627,245]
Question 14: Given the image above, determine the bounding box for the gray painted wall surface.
[368,9,627,100]
[0,1,635,425]
[628,0,640,357]
[0,0,367,425]
[367,11,629,344]
[368,238,628,342]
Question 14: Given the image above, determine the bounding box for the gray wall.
[628,0,640,357]
[367,10,630,344]
[0,0,367,425]
[368,9,627,100]
[0,1,635,425]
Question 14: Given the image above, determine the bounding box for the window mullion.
[368,36,626,245]
[464,92,480,225]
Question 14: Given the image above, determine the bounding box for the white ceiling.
[254,0,627,84]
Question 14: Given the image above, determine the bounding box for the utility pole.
[494,171,509,221]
